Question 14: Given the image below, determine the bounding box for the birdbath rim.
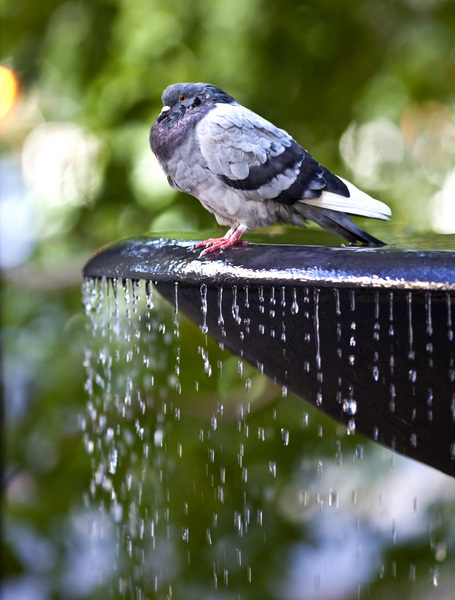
[83,235,455,291]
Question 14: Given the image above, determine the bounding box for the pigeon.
[150,82,391,254]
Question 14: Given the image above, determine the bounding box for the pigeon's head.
[155,83,235,124]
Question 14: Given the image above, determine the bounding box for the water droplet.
[430,566,439,587]
[281,428,290,445]
[387,291,394,336]
[268,461,277,477]
[200,283,208,334]
[425,292,433,336]
[240,284,249,309]
[334,288,341,316]
[198,346,212,376]
[350,290,356,311]
[446,293,453,340]
[389,383,396,412]
[236,548,242,566]
[217,285,225,329]
[258,285,264,303]
[343,399,357,415]
[108,447,118,474]
[407,291,415,360]
[154,428,163,447]
[145,280,154,310]
[314,289,321,371]
[232,284,241,325]
[290,288,299,314]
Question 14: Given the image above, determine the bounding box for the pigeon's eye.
[178,94,187,102]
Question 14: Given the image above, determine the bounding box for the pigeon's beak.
[157,105,171,122]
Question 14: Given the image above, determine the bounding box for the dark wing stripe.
[219,140,304,191]
[218,137,350,205]
[276,158,350,205]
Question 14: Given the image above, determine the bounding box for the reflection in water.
[82,277,455,599]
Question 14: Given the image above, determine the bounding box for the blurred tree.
[2,0,455,252]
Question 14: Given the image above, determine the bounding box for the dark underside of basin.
[84,236,455,476]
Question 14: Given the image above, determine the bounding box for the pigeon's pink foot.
[195,226,248,255]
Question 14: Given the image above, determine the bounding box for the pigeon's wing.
[196,103,349,203]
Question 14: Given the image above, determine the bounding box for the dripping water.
[447,293,453,342]
[200,282,208,334]
[83,277,300,595]
[81,274,455,598]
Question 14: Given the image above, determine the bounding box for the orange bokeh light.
[0,65,18,120]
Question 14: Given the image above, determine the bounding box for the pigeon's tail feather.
[295,204,387,246]
[302,177,391,221]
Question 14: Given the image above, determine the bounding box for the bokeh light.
[0,65,18,120]
[432,169,455,233]
[22,122,104,209]
[339,118,405,189]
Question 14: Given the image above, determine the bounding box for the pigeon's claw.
[196,225,248,255]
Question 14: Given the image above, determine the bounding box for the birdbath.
[84,235,455,477]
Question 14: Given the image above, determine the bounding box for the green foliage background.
[2,1,455,599]
[4,0,455,249]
